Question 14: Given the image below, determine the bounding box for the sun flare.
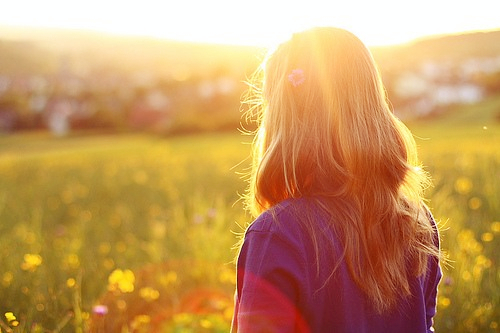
[0,0,499,47]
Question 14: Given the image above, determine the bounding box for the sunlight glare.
[0,0,499,47]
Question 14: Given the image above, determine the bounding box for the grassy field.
[407,105,500,332]
[0,99,499,332]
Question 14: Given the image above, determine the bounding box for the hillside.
[1,25,500,76]
[411,95,500,126]
[0,26,499,134]
[0,39,57,74]
[0,26,265,77]
[372,29,500,71]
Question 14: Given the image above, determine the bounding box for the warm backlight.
[0,0,499,47]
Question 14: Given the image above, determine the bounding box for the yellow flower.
[468,197,482,210]
[64,254,80,269]
[21,253,43,272]
[99,242,111,255]
[491,221,500,233]
[82,312,90,320]
[166,271,177,283]
[2,272,13,287]
[438,297,451,309]
[172,313,192,325]
[131,314,151,330]
[481,232,494,242]
[475,255,492,268]
[200,319,212,329]
[115,241,127,253]
[159,271,178,286]
[135,314,150,324]
[139,287,160,302]
[454,177,473,195]
[116,299,127,311]
[5,312,16,322]
[457,229,483,254]
[108,269,135,293]
[5,312,19,327]
[66,278,77,288]
[103,258,115,270]
[462,271,472,281]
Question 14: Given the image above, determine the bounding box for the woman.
[232,27,442,332]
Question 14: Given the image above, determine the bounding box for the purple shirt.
[232,198,442,332]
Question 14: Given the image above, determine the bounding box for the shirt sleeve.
[424,213,443,332]
[232,228,310,333]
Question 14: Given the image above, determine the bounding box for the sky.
[1,0,499,47]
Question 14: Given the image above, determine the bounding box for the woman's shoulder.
[422,204,440,248]
[247,198,319,233]
[243,198,327,265]
[246,197,330,245]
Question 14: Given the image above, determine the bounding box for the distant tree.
[475,71,500,95]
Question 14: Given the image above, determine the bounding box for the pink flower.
[92,305,108,316]
[288,69,305,87]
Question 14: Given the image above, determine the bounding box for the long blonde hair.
[242,27,439,314]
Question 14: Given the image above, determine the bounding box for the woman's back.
[232,27,443,332]
[233,198,441,332]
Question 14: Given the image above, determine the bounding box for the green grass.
[0,131,251,332]
[406,99,500,332]
[0,97,499,332]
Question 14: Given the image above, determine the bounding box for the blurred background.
[1,0,500,136]
[0,1,499,332]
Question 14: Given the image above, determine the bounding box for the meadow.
[0,99,499,332]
